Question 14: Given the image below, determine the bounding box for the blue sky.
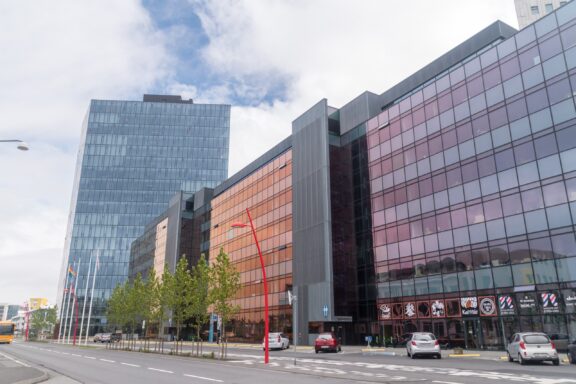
[0,0,518,305]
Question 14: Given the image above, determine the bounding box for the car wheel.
[411,352,416,359]
[553,359,560,366]
[315,349,319,354]
[507,352,513,362]
[518,353,526,365]
[437,354,442,359]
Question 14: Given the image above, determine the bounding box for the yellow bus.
[0,321,15,344]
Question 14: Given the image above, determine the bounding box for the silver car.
[507,332,559,365]
[406,332,441,359]
[262,332,289,350]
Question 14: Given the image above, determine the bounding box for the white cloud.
[190,0,518,174]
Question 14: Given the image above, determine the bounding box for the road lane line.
[148,368,173,374]
[71,353,82,357]
[61,352,70,355]
[433,381,463,384]
[183,374,223,382]
[121,363,140,367]
[0,351,30,367]
[84,356,96,359]
[100,359,115,363]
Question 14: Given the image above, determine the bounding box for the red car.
[314,332,341,353]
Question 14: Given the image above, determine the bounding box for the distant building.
[0,303,22,321]
[129,188,213,283]
[515,0,571,28]
[57,95,230,336]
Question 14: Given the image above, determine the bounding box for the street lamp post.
[0,139,29,151]
[232,208,269,364]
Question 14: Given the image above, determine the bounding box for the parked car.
[568,339,576,364]
[99,333,111,343]
[110,332,122,342]
[507,332,559,365]
[93,333,102,342]
[262,332,289,350]
[406,332,441,359]
[548,333,570,352]
[314,332,341,353]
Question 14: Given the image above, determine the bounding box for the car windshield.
[523,335,550,344]
[318,334,333,340]
[413,334,435,341]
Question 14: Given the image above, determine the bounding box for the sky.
[0,0,518,306]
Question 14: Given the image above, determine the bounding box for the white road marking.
[148,368,173,374]
[0,351,30,367]
[84,356,96,359]
[183,374,223,382]
[121,362,140,367]
[434,381,463,384]
[99,358,115,363]
[71,353,82,357]
[61,352,70,355]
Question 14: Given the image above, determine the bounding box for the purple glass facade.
[366,4,576,348]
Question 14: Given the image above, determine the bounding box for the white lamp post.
[0,139,29,151]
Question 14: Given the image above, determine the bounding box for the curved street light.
[232,208,270,364]
[0,139,29,151]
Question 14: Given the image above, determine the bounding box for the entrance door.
[463,318,482,349]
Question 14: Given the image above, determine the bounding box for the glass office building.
[368,4,576,348]
[57,95,230,335]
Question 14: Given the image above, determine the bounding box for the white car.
[406,332,441,359]
[262,332,289,350]
[507,332,559,365]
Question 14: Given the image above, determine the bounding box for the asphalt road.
[1,341,574,384]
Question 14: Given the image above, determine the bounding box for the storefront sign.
[379,303,391,320]
[541,292,560,314]
[460,297,479,316]
[431,299,445,318]
[404,302,417,318]
[498,295,515,316]
[446,299,461,317]
[564,290,576,313]
[417,301,430,318]
[518,294,537,313]
[479,296,496,316]
[392,303,403,319]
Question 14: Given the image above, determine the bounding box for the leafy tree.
[210,248,240,359]
[30,306,57,339]
[126,273,147,346]
[166,257,194,343]
[190,254,212,355]
[107,282,129,331]
[145,267,163,338]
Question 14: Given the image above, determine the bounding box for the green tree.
[107,282,129,332]
[166,257,194,344]
[126,273,147,346]
[30,306,57,340]
[145,267,163,338]
[210,248,240,359]
[190,254,212,355]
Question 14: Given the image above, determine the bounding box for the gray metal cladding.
[292,99,334,323]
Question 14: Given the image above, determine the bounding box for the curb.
[361,348,397,356]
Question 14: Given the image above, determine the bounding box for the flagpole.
[78,253,92,344]
[62,260,77,343]
[67,257,81,343]
[58,269,71,343]
[85,252,99,345]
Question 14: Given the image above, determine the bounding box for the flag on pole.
[68,265,77,278]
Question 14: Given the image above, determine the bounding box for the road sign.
[323,304,328,318]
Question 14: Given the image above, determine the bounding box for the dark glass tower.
[57,95,230,336]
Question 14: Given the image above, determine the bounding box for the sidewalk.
[0,348,80,384]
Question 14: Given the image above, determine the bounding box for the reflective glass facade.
[366,4,576,348]
[58,97,230,335]
[209,150,293,343]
